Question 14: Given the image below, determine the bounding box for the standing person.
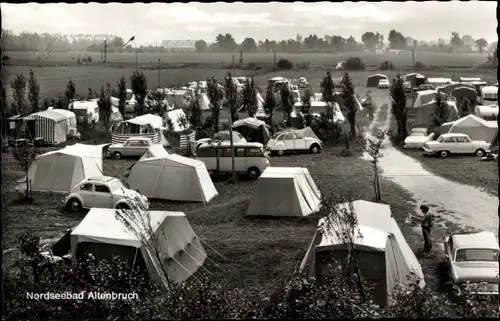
[419,205,434,253]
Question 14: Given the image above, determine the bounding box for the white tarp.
[127,154,218,203]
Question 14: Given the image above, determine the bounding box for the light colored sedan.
[108,137,153,159]
[444,231,499,295]
[378,79,390,89]
[403,128,435,149]
[267,128,323,156]
[423,133,491,157]
[63,176,148,212]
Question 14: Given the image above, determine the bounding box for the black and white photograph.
[1,1,499,319]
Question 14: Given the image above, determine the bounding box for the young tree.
[320,71,335,105]
[206,77,224,133]
[459,97,471,118]
[224,73,238,183]
[12,144,39,200]
[87,88,94,100]
[362,130,387,201]
[130,71,148,116]
[117,75,127,118]
[10,73,27,115]
[280,84,294,127]
[27,69,40,114]
[340,72,358,142]
[242,78,258,117]
[186,87,203,131]
[263,82,278,133]
[432,93,450,127]
[66,78,76,110]
[390,75,408,140]
[301,88,312,114]
[41,98,50,111]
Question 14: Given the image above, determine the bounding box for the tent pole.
[131,247,139,273]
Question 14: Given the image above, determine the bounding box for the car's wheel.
[115,203,130,210]
[113,152,122,160]
[439,150,450,158]
[276,150,285,156]
[310,144,320,154]
[67,198,82,212]
[247,167,260,179]
[474,149,485,157]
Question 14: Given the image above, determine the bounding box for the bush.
[2,55,11,61]
[343,57,365,70]
[414,61,425,70]
[379,60,395,71]
[243,62,262,70]
[276,58,293,70]
[87,56,92,63]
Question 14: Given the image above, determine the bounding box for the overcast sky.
[2,2,497,45]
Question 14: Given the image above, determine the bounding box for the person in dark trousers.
[419,205,433,253]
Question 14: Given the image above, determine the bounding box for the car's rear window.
[455,248,499,262]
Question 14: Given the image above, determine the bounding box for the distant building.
[161,40,196,53]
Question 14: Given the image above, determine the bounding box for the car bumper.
[422,148,436,155]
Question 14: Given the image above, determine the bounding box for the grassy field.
[4,50,491,67]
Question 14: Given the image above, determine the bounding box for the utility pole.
[158,58,162,87]
[104,40,107,63]
[273,50,276,69]
[100,49,103,63]
[226,74,237,183]
[135,40,138,71]
[412,49,415,66]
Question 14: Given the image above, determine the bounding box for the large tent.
[451,87,477,105]
[48,108,78,135]
[127,154,218,203]
[440,114,497,143]
[28,143,105,193]
[402,73,427,88]
[300,200,425,307]
[246,167,322,217]
[24,110,68,143]
[413,90,436,108]
[139,144,169,160]
[366,74,388,87]
[70,208,206,286]
[409,99,458,127]
[438,82,474,96]
[232,117,271,145]
[474,105,498,121]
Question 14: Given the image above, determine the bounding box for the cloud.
[292,3,394,23]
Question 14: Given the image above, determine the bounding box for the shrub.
[414,61,425,70]
[87,56,92,63]
[343,57,365,70]
[276,58,293,70]
[2,55,11,61]
[379,60,395,71]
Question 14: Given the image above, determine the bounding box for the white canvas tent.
[24,110,68,143]
[70,208,207,286]
[28,143,105,193]
[48,108,78,135]
[246,167,322,217]
[127,154,218,202]
[139,144,169,160]
[474,105,498,121]
[440,114,497,143]
[413,90,436,108]
[300,200,425,306]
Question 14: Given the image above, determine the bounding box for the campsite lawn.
[400,148,498,196]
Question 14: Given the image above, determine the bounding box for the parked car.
[195,131,247,152]
[423,133,491,157]
[64,176,148,212]
[267,130,323,156]
[378,79,390,89]
[443,230,499,295]
[403,128,435,149]
[196,142,270,179]
[299,77,309,88]
[108,137,153,159]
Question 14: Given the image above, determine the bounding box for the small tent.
[127,154,218,203]
[70,208,207,286]
[246,167,322,217]
[440,114,497,143]
[451,87,477,105]
[474,105,498,121]
[300,200,425,307]
[403,73,427,88]
[366,74,388,87]
[409,99,458,127]
[48,108,78,136]
[413,90,436,108]
[28,143,105,193]
[232,117,271,145]
[139,144,169,160]
[24,110,68,143]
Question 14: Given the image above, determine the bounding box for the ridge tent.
[246,167,322,217]
[28,143,105,193]
[440,114,498,143]
[300,200,425,307]
[413,90,437,108]
[366,74,388,87]
[451,87,477,105]
[127,154,218,203]
[24,110,68,144]
[232,117,271,145]
[139,144,169,160]
[70,208,207,286]
[474,105,498,121]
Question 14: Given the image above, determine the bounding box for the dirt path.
[364,100,498,237]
